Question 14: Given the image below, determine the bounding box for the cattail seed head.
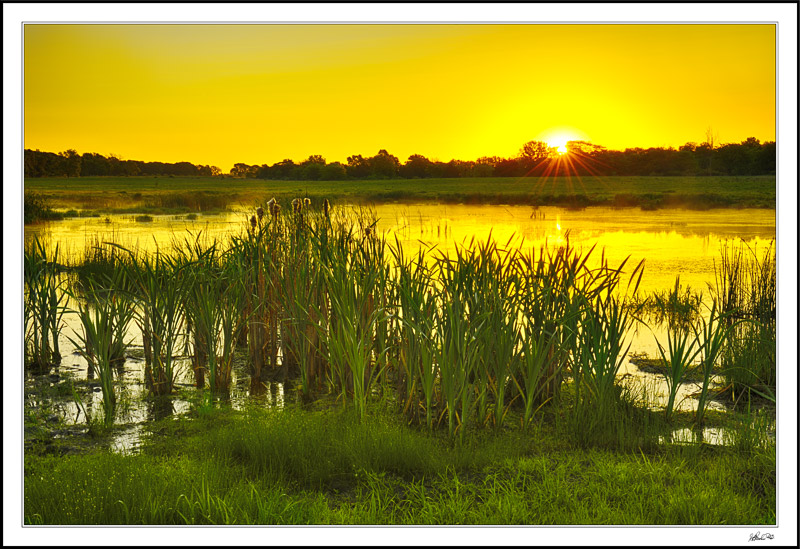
[266,197,278,217]
[256,207,264,220]
[304,197,311,207]
[250,215,257,228]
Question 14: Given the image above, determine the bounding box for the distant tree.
[270,159,297,180]
[108,154,128,176]
[321,162,347,180]
[299,155,327,180]
[401,154,435,178]
[255,164,271,179]
[519,140,551,161]
[493,158,522,177]
[756,141,776,174]
[303,154,326,165]
[518,140,553,175]
[472,162,494,177]
[230,163,259,178]
[475,156,501,177]
[81,152,110,176]
[716,138,762,175]
[346,154,371,179]
[566,141,606,156]
[59,149,82,177]
[368,149,400,178]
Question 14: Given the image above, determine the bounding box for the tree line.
[24,149,222,178]
[25,137,775,180]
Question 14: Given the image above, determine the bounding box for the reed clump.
[67,269,136,427]
[710,240,775,403]
[24,237,67,372]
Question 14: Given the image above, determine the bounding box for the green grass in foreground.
[24,405,775,525]
[23,175,776,216]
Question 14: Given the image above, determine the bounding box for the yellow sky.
[24,24,775,172]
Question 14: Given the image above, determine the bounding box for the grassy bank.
[23,175,776,217]
[24,405,775,525]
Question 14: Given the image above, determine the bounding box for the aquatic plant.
[67,269,136,427]
[24,192,64,224]
[631,276,703,328]
[711,240,776,400]
[572,295,634,434]
[693,301,746,425]
[24,237,67,371]
[391,239,438,428]
[318,222,388,420]
[123,248,186,396]
[655,320,701,422]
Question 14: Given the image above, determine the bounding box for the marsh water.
[24,204,776,451]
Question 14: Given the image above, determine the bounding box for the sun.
[538,127,589,156]
[545,135,571,155]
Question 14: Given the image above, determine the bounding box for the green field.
[24,175,776,215]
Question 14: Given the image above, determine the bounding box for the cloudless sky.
[24,24,775,172]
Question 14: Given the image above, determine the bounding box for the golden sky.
[24,24,775,171]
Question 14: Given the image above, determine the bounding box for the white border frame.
[4,3,797,547]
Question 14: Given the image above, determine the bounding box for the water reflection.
[147,397,174,422]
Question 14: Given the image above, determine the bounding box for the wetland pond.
[24,203,776,452]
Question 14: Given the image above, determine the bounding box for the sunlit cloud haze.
[24,24,775,172]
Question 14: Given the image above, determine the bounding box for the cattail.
[256,206,264,220]
[250,215,257,228]
[323,199,330,218]
[273,203,281,217]
[365,227,372,237]
[292,198,301,213]
[304,197,311,207]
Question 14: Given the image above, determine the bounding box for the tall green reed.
[654,319,701,422]
[693,301,746,424]
[67,269,136,427]
[431,244,486,441]
[573,295,634,427]
[172,235,216,388]
[24,237,67,371]
[319,222,388,420]
[711,240,776,399]
[122,247,186,396]
[391,239,438,429]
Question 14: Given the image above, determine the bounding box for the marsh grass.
[66,269,136,427]
[120,247,185,396]
[24,237,67,371]
[145,191,233,212]
[693,302,746,425]
[25,201,775,454]
[655,321,701,422]
[630,276,703,328]
[23,403,775,525]
[24,192,64,224]
[711,240,776,401]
